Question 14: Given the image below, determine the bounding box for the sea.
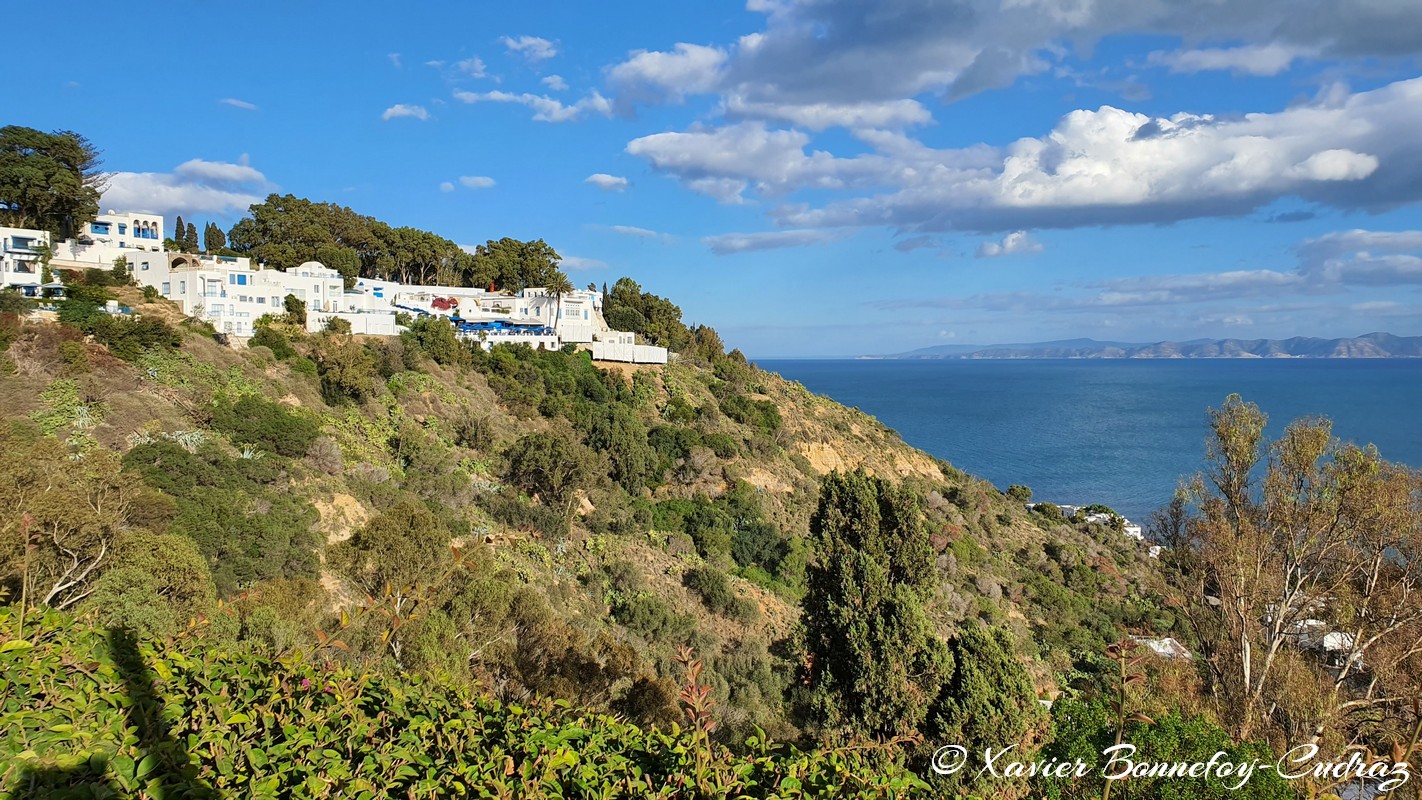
[757,359,1422,525]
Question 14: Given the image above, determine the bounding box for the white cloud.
[611,225,659,239]
[174,158,265,185]
[1146,44,1311,76]
[609,43,728,101]
[454,89,612,122]
[976,231,1043,258]
[703,228,845,255]
[585,173,630,191]
[382,104,429,121]
[501,35,557,61]
[561,255,608,270]
[456,57,487,78]
[388,52,402,68]
[627,121,895,203]
[103,156,271,216]
[219,98,258,111]
[542,74,569,91]
[723,95,931,130]
[458,175,496,189]
[1297,229,1422,285]
[717,77,1422,233]
[439,182,455,192]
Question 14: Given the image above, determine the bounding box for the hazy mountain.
[885,332,1422,359]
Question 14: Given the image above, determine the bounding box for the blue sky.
[7,0,1422,356]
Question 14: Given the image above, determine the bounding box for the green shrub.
[683,566,758,622]
[249,326,295,360]
[1,606,932,798]
[719,393,781,434]
[209,395,320,457]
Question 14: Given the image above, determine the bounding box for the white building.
[0,225,50,295]
[49,210,165,269]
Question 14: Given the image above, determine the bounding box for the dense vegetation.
[1,606,930,798]
[0,125,104,236]
[226,194,566,290]
[3,145,1420,793]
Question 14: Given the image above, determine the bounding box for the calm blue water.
[759,359,1422,524]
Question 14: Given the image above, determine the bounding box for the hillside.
[1,274,1184,794]
[889,332,1422,358]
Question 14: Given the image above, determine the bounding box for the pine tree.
[185,222,199,252]
[797,469,952,741]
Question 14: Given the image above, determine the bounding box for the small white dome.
[298,260,326,270]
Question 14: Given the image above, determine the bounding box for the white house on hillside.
[0,225,51,296]
[50,211,165,269]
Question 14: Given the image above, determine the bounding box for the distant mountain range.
[884,333,1422,359]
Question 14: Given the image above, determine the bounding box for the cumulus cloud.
[706,77,1422,233]
[458,175,496,189]
[439,182,455,192]
[585,173,629,191]
[703,228,845,255]
[219,98,258,111]
[454,89,612,122]
[501,35,557,61]
[103,156,271,216]
[976,231,1043,258]
[382,104,429,121]
[542,74,569,91]
[609,43,728,102]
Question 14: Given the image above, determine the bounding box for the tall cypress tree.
[797,469,952,741]
[204,222,226,252]
[185,222,199,252]
[173,215,185,248]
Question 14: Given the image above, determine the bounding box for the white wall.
[0,226,49,291]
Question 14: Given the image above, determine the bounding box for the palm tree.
[545,273,574,336]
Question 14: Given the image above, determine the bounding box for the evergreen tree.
[185,222,199,252]
[173,215,186,249]
[797,469,952,741]
[204,222,226,252]
[928,624,1041,759]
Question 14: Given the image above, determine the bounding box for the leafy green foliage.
[283,294,307,326]
[0,607,932,798]
[332,499,450,596]
[0,125,104,235]
[925,624,1043,792]
[249,325,295,360]
[314,336,379,403]
[209,395,320,458]
[798,469,952,741]
[1034,699,1295,800]
[719,393,782,434]
[603,278,693,351]
[503,430,598,506]
[227,194,569,290]
[401,315,464,366]
[683,566,758,622]
[122,440,319,596]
